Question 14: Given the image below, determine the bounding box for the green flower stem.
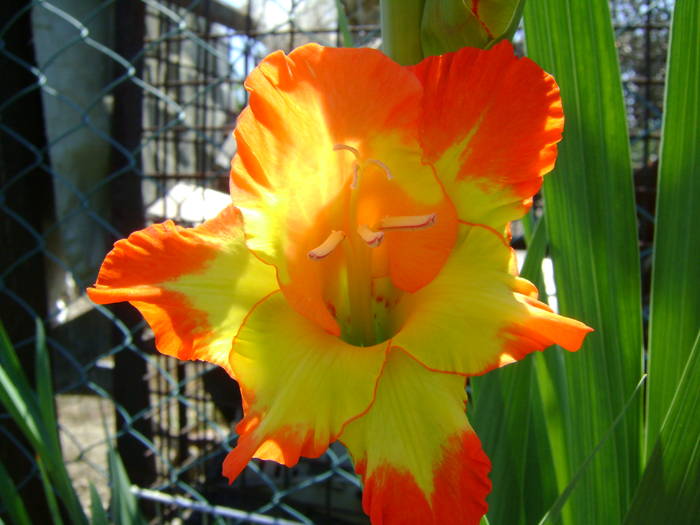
[380,0,425,65]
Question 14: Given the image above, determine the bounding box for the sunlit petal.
[341,349,491,525]
[411,41,564,235]
[222,291,387,481]
[231,44,458,333]
[393,225,592,376]
[87,206,277,375]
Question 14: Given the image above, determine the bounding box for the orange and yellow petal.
[87,206,277,375]
[230,44,457,333]
[341,349,491,525]
[354,154,459,294]
[410,41,564,232]
[393,225,592,376]
[222,291,388,482]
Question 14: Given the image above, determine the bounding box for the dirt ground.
[57,393,116,516]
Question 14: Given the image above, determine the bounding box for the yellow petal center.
[307,144,438,346]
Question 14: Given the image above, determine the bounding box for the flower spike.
[89,41,591,525]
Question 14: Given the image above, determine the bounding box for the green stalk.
[380,0,424,65]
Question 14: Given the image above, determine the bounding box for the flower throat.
[307,144,437,346]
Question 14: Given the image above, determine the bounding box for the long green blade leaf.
[523,1,644,523]
[0,323,45,453]
[334,0,354,47]
[539,374,646,525]
[36,456,65,525]
[472,216,559,524]
[472,359,534,525]
[645,0,700,457]
[89,483,109,525]
[624,332,700,524]
[0,322,88,525]
[0,460,32,525]
[109,446,147,525]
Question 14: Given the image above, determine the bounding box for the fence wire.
[0,0,672,523]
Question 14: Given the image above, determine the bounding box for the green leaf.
[33,320,66,469]
[539,374,646,524]
[89,483,109,525]
[0,460,32,525]
[624,332,700,524]
[0,321,88,525]
[524,220,574,521]
[645,0,700,458]
[471,216,557,524]
[109,445,147,525]
[472,360,534,525]
[520,214,547,289]
[34,319,57,438]
[0,322,44,449]
[523,1,644,523]
[334,0,354,47]
[36,455,65,525]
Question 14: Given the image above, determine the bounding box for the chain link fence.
[0,0,672,523]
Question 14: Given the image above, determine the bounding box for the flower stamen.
[308,230,346,260]
[333,144,360,158]
[366,159,393,180]
[357,224,384,247]
[379,213,437,231]
[350,163,360,190]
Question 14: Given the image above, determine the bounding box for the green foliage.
[379,0,699,522]
[381,0,526,64]
[422,0,526,54]
[624,332,700,523]
[524,0,645,523]
[645,0,700,458]
[0,321,144,525]
[474,0,699,523]
[334,0,355,47]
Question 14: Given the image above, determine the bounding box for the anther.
[308,230,346,260]
[366,159,393,180]
[357,224,384,247]
[379,213,437,231]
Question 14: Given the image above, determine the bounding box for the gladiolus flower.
[88,41,592,525]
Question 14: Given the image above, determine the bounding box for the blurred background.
[0,0,673,523]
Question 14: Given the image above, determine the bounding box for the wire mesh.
[0,0,671,523]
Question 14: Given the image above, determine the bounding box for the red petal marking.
[89,218,224,295]
[357,430,491,525]
[410,42,564,198]
[87,206,250,375]
[470,0,494,39]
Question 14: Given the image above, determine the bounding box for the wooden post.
[109,0,157,492]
